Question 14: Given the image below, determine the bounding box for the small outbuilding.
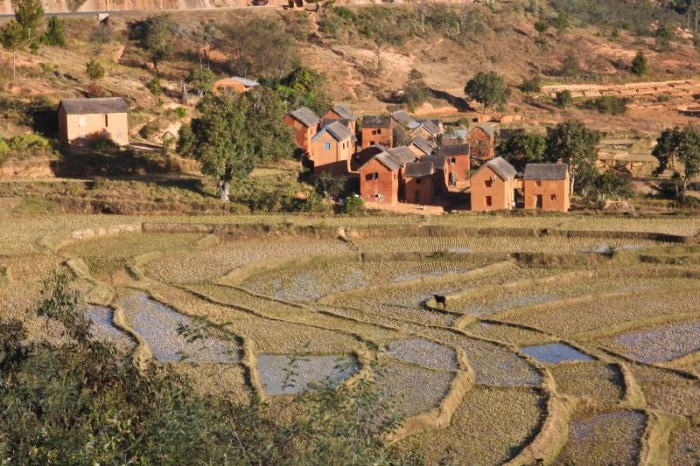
[359,151,402,205]
[58,97,129,147]
[213,76,259,95]
[523,163,570,212]
[469,157,517,212]
[360,115,393,149]
[284,106,320,153]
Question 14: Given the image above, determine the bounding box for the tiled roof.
[387,146,418,164]
[484,157,517,180]
[410,136,435,155]
[371,151,402,171]
[471,123,496,138]
[524,163,569,180]
[362,115,392,128]
[332,104,357,121]
[438,144,470,157]
[59,97,127,115]
[419,119,440,136]
[289,107,320,127]
[312,121,352,142]
[391,110,421,129]
[404,161,435,178]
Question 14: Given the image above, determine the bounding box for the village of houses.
[54,78,571,213]
[285,103,570,213]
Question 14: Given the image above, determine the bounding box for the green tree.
[0,20,26,77]
[186,66,217,97]
[136,14,175,74]
[652,126,700,201]
[498,132,546,172]
[545,120,601,195]
[555,90,573,108]
[464,71,508,111]
[13,0,43,40]
[85,58,105,81]
[41,16,66,46]
[277,66,331,114]
[177,88,295,201]
[560,50,580,77]
[403,68,430,112]
[631,50,648,76]
[592,170,633,201]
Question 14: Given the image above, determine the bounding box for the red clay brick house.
[438,143,471,187]
[417,119,443,140]
[322,105,358,134]
[469,157,517,212]
[284,107,320,153]
[523,163,571,212]
[310,121,356,175]
[359,151,402,205]
[442,127,468,145]
[403,161,435,204]
[423,152,449,195]
[360,115,393,149]
[468,124,496,161]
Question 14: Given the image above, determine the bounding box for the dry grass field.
[1,210,699,464]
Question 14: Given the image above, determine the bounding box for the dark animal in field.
[433,294,447,309]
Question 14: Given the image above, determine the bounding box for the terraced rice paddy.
[607,320,700,363]
[256,354,358,395]
[118,291,240,363]
[520,343,595,364]
[8,212,699,465]
[557,410,646,466]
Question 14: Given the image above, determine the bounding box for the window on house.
[366,172,379,181]
[536,181,542,187]
[484,179,493,188]
[485,196,493,207]
[416,178,421,184]
[451,157,457,164]
[78,117,86,127]
[550,194,557,201]
[377,129,382,134]
[105,114,109,127]
[324,142,331,150]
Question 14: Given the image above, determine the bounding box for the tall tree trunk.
[219,164,233,202]
[13,51,16,78]
[570,174,576,197]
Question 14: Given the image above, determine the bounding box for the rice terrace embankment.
[2,212,699,464]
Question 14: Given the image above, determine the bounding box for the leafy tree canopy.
[545,120,600,195]
[652,126,700,201]
[277,66,331,115]
[41,16,66,46]
[13,0,43,36]
[498,132,546,172]
[177,88,295,201]
[464,71,508,110]
[631,50,648,76]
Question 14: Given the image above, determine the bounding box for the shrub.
[41,16,65,46]
[518,76,542,94]
[342,194,365,214]
[146,75,163,96]
[85,58,105,81]
[556,90,573,108]
[580,96,628,115]
[631,50,648,76]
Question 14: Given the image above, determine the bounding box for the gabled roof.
[59,97,127,115]
[321,117,351,130]
[363,151,402,172]
[387,146,417,164]
[423,152,447,168]
[404,161,435,178]
[472,156,517,181]
[312,121,352,142]
[289,107,320,127]
[353,144,387,171]
[471,123,496,138]
[409,136,435,155]
[391,110,420,129]
[331,104,357,121]
[229,76,260,87]
[524,163,569,180]
[362,115,392,129]
[418,119,440,136]
[438,144,470,157]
